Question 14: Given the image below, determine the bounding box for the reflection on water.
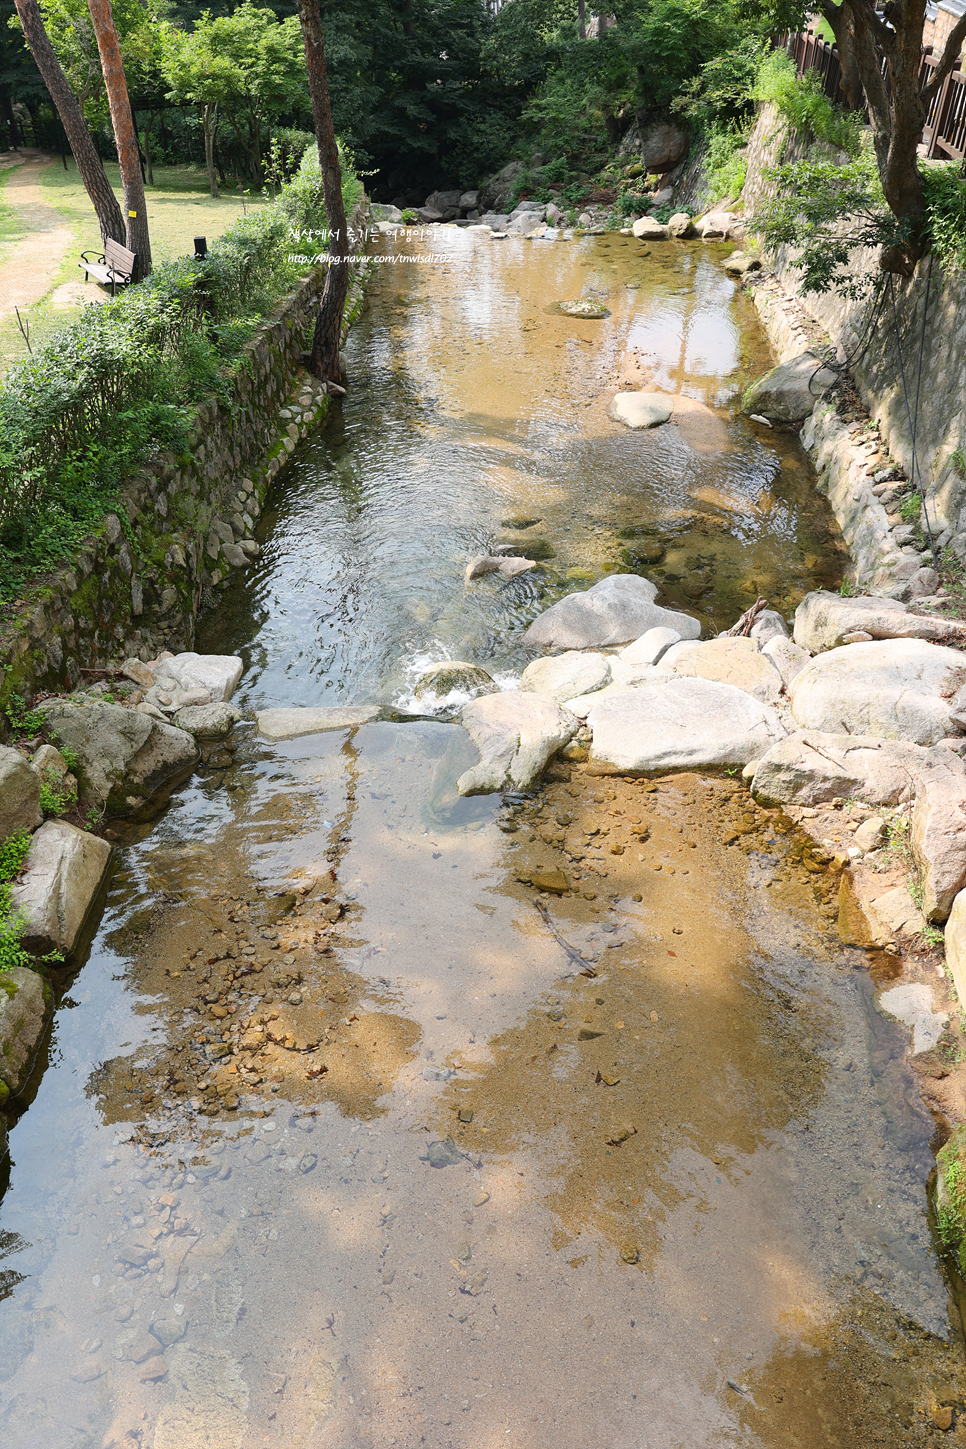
[0,232,952,1447]
[197,229,846,713]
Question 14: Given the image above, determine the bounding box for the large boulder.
[256,706,381,740]
[788,638,966,745]
[0,745,42,840]
[0,967,49,1101]
[793,591,966,654]
[607,392,673,429]
[10,820,112,956]
[912,770,966,922]
[425,188,462,219]
[619,626,681,667]
[653,636,784,705]
[631,216,670,241]
[947,890,966,1015]
[762,635,811,687]
[586,678,785,773]
[505,211,545,236]
[456,692,578,795]
[750,730,961,807]
[523,575,700,653]
[161,652,242,703]
[667,212,693,238]
[638,120,689,172]
[741,351,837,423]
[44,701,199,815]
[698,211,738,239]
[479,161,525,213]
[521,651,611,704]
[172,703,242,739]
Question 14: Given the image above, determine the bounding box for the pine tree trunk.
[296,0,349,385]
[13,0,125,245]
[87,0,151,280]
[203,104,218,198]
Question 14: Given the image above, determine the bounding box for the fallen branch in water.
[725,596,767,637]
[534,900,596,976]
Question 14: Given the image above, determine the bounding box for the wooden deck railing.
[782,29,966,162]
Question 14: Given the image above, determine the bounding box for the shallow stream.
[0,228,961,1448]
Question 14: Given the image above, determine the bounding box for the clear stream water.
[0,229,959,1449]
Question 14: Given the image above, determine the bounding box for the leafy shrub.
[0,149,360,603]
[675,35,770,127]
[922,163,966,273]
[751,152,899,296]
[754,49,862,158]
[0,828,32,977]
[704,123,750,202]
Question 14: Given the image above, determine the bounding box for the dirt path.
[0,151,76,316]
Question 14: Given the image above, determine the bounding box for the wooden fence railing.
[783,29,966,161]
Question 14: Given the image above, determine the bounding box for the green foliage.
[704,123,750,202]
[0,828,32,977]
[753,49,862,157]
[0,154,350,601]
[952,448,966,480]
[923,923,945,949]
[160,4,308,185]
[921,164,966,274]
[899,492,921,524]
[3,691,48,737]
[937,1145,966,1277]
[751,151,901,296]
[674,35,770,127]
[39,770,78,817]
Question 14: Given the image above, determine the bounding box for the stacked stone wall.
[0,207,369,717]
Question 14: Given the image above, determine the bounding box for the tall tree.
[813,0,966,273]
[87,0,151,275]
[13,0,125,243]
[296,0,349,385]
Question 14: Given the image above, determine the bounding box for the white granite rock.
[521,651,611,704]
[585,678,785,773]
[456,691,578,795]
[654,635,783,705]
[523,575,700,652]
[788,638,966,745]
[10,820,111,955]
[256,706,382,740]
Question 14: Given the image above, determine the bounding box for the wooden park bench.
[79,238,136,296]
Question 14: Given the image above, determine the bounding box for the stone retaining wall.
[742,104,966,542]
[0,215,370,722]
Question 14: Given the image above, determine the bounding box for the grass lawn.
[41,158,270,266]
[0,158,270,369]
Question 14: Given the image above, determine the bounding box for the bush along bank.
[0,155,370,719]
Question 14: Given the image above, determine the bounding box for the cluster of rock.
[0,651,246,1101]
[401,576,966,999]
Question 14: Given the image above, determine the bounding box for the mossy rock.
[501,515,542,530]
[620,541,665,568]
[413,663,499,701]
[518,538,556,560]
[558,299,610,319]
[936,1124,966,1275]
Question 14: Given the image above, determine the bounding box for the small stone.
[932,1406,953,1431]
[138,1355,168,1381]
[427,1139,462,1168]
[578,1028,605,1041]
[458,1108,474,1123]
[600,1073,620,1086]
[473,1191,490,1207]
[152,1318,187,1346]
[649,1011,659,1024]
[620,1244,640,1264]
[299,1153,318,1174]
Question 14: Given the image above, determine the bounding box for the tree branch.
[922,12,966,101]
[842,0,893,52]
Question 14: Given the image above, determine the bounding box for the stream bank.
[2,221,966,1446]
